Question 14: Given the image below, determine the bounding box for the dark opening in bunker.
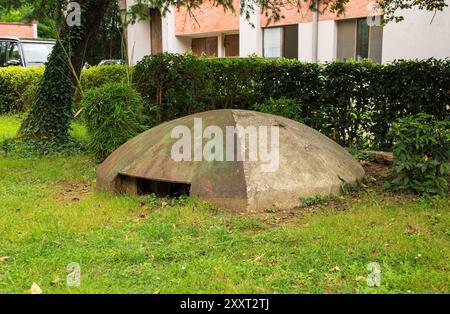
[118,174,190,197]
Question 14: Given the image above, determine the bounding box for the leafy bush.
[371,59,450,149]
[0,65,132,114]
[134,52,211,123]
[81,65,133,91]
[82,82,145,160]
[0,66,44,113]
[17,79,41,113]
[134,54,449,149]
[387,114,450,196]
[257,97,305,122]
[74,65,133,111]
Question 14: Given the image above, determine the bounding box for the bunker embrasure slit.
[118,174,191,197]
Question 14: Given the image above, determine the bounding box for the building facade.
[0,21,38,38]
[121,0,450,65]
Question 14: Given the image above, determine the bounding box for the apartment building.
[121,0,450,65]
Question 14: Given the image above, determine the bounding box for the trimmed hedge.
[0,65,132,114]
[0,66,44,113]
[134,54,450,149]
[2,56,449,150]
[76,65,134,111]
[80,65,133,91]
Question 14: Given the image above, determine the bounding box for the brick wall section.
[174,0,378,35]
[0,22,36,38]
[261,0,376,27]
[175,0,239,36]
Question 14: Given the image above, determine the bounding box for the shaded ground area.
[0,115,449,294]
[55,180,94,204]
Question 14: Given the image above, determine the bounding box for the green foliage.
[371,59,450,149]
[6,138,87,157]
[346,148,373,161]
[0,65,132,114]
[19,0,113,144]
[1,146,449,293]
[82,82,145,160]
[83,0,125,65]
[387,114,450,196]
[133,52,211,123]
[134,54,449,149]
[74,65,133,110]
[1,114,450,293]
[0,114,88,157]
[264,205,281,213]
[258,97,306,123]
[81,65,132,91]
[300,195,336,206]
[0,66,44,113]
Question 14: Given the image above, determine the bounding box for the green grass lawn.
[0,115,449,294]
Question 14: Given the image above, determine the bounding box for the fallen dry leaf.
[0,256,10,262]
[308,268,315,274]
[30,282,42,294]
[329,266,341,272]
[50,277,61,285]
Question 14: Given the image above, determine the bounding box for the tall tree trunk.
[19,0,112,142]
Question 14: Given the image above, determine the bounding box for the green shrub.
[17,78,41,112]
[0,66,44,113]
[257,97,304,122]
[387,114,450,196]
[81,65,133,91]
[371,59,450,149]
[0,65,132,115]
[134,54,449,149]
[74,65,133,111]
[134,52,211,123]
[82,82,144,160]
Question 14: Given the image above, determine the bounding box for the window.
[224,34,239,57]
[356,18,369,60]
[150,8,163,55]
[4,42,22,66]
[337,18,383,63]
[191,37,218,56]
[263,25,298,59]
[264,27,282,58]
[21,43,54,66]
[0,41,6,66]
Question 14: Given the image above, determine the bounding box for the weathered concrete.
[96,109,364,212]
[364,150,394,165]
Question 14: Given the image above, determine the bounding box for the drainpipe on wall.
[311,0,319,62]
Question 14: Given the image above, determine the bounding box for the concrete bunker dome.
[96,109,365,212]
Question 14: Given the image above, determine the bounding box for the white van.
[0,37,55,67]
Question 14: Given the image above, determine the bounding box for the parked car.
[98,59,125,66]
[0,37,55,67]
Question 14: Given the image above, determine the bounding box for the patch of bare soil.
[55,179,93,203]
[360,160,391,183]
[245,197,349,227]
[360,161,421,205]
